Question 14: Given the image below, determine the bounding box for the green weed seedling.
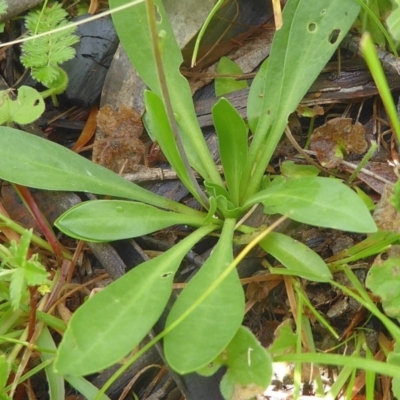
[0,229,50,310]
[0,1,46,126]
[0,229,52,399]
[20,2,79,105]
[0,2,79,126]
[0,0,384,398]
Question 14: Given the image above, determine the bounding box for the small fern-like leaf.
[25,4,70,34]
[21,3,79,87]
[49,45,77,65]
[21,41,49,67]
[31,65,60,85]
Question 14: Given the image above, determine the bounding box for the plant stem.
[13,184,63,264]
[191,0,224,67]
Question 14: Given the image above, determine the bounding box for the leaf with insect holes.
[242,0,360,200]
[197,326,273,399]
[0,87,44,125]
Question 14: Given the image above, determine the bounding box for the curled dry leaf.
[93,104,146,173]
[88,0,100,14]
[310,117,367,168]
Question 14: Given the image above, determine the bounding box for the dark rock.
[60,14,119,107]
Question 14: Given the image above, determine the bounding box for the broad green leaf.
[212,98,248,206]
[144,91,199,200]
[241,0,360,199]
[260,232,332,282]
[55,225,215,376]
[220,326,272,400]
[245,177,377,233]
[55,200,206,242]
[164,219,244,374]
[366,249,400,319]
[0,87,44,125]
[0,127,199,216]
[215,57,248,96]
[109,0,222,185]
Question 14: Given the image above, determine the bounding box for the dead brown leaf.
[310,117,367,168]
[72,104,98,152]
[93,105,146,173]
